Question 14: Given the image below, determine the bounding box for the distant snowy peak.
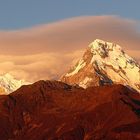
[0,73,30,95]
[61,39,140,92]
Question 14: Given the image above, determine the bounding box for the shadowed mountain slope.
[0,80,140,139]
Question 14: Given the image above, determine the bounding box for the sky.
[0,0,140,29]
[0,1,139,82]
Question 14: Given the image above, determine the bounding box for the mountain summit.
[61,39,140,92]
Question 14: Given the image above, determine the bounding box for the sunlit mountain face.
[61,39,140,92]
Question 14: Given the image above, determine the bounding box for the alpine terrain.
[61,39,140,92]
[0,73,30,95]
[0,80,140,140]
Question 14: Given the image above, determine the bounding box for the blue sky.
[0,0,139,29]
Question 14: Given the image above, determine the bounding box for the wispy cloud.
[0,16,139,82]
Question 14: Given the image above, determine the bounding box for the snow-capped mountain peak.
[61,39,140,92]
[0,73,30,95]
[89,39,122,57]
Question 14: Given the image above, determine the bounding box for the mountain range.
[0,39,139,95]
[0,81,140,139]
[0,39,140,139]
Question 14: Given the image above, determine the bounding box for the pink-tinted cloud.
[0,16,139,82]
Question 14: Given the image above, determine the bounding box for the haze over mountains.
[0,16,140,82]
[0,39,140,95]
[0,15,139,140]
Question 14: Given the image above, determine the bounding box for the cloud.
[0,16,139,82]
[0,51,83,82]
